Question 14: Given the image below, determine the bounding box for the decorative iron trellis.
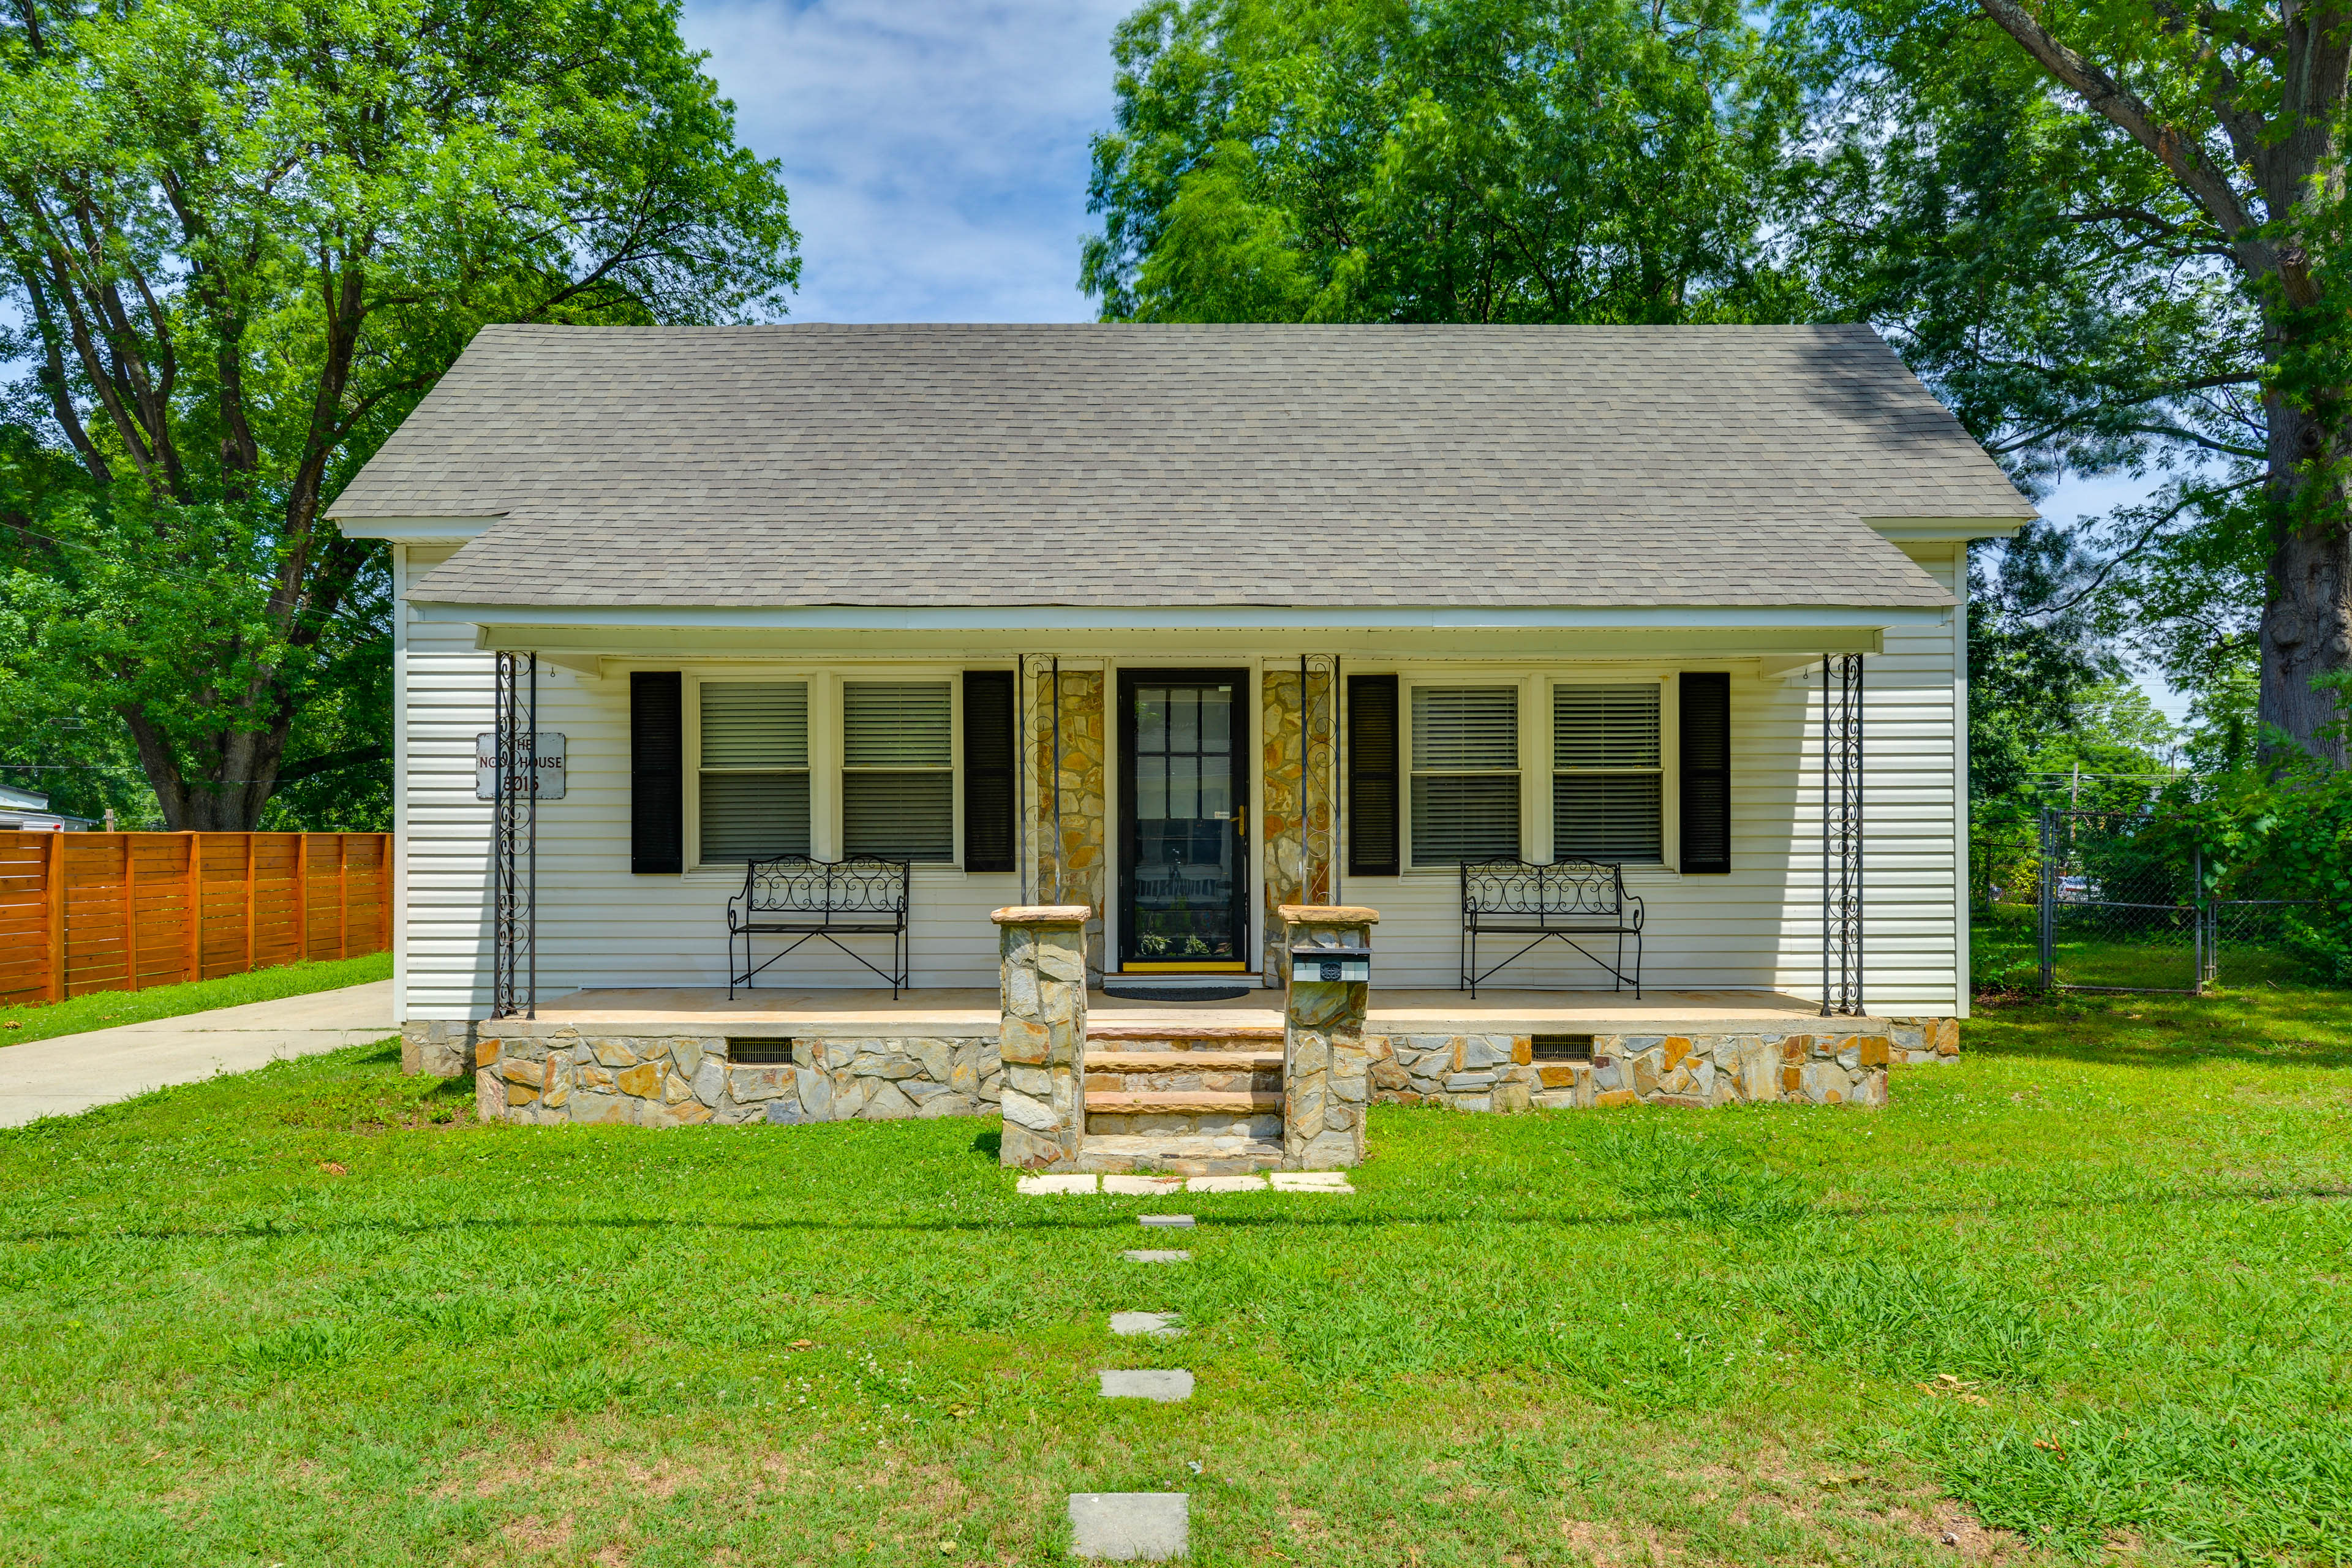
[491,651,537,1019]
[1821,652,1864,1017]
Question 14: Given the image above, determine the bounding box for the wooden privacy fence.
[0,832,390,1006]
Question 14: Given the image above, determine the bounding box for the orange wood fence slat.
[0,832,391,1006]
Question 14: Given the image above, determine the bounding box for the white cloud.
[680,0,1136,322]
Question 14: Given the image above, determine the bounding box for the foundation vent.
[1530,1033,1595,1063]
[729,1038,796,1065]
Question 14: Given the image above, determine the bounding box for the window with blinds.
[1552,683,1664,862]
[698,682,810,863]
[843,681,954,861]
[1409,685,1520,864]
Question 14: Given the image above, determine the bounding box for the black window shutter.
[630,671,684,873]
[1678,671,1732,874]
[962,669,1017,873]
[1348,673,1401,876]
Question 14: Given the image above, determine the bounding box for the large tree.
[1793,0,2352,764]
[0,0,797,829]
[1083,0,1811,323]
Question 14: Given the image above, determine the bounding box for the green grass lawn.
[3,982,2347,1566]
[0,951,392,1046]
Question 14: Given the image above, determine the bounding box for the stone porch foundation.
[1371,1016,1960,1111]
[404,1017,1003,1127]
[406,1013,1958,1125]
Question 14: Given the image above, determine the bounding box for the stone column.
[993,905,1092,1167]
[1259,665,1336,979]
[1027,668,1107,980]
[1278,903,1378,1169]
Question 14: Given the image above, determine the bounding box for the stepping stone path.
[1039,1172,1354,1556]
[1069,1493,1189,1562]
[1098,1368,1193,1401]
[1017,1174,1099,1194]
[1104,1174,1185,1196]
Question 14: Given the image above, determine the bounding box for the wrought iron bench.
[728,854,911,1000]
[1460,858,1645,998]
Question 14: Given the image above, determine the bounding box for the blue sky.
[679,0,1133,323]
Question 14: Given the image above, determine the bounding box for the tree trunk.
[2258,385,2352,767]
[122,703,290,831]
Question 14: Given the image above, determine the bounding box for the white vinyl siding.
[842,681,954,862]
[390,619,1017,1015]
[390,565,1969,1016]
[1409,685,1520,865]
[1553,683,1663,863]
[698,682,810,862]
[1326,570,1969,1009]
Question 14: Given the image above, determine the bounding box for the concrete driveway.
[0,980,396,1128]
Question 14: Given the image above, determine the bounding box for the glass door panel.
[1119,671,1250,969]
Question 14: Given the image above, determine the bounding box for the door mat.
[1101,984,1255,1002]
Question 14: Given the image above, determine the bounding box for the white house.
[333,323,2027,1152]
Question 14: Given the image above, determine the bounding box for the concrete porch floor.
[527,985,1863,1038]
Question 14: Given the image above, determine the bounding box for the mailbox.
[1289,944,1370,984]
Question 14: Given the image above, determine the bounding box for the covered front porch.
[454,638,1880,1011]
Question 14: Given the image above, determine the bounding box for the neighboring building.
[331,324,2025,1142]
[0,783,94,832]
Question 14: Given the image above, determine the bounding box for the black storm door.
[1118,670,1251,970]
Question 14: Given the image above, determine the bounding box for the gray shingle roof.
[331,323,2033,610]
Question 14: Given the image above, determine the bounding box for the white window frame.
[1402,676,1528,872]
[684,666,967,873]
[1545,675,1675,869]
[840,677,961,865]
[688,672,816,872]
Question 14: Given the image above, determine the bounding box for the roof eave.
[1866,514,2035,542]
[404,601,1954,633]
[331,513,505,545]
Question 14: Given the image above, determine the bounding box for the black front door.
[1118,669,1251,970]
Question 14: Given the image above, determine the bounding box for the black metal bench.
[728,854,911,999]
[1460,858,1645,998]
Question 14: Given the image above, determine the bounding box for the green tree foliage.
[1791,0,2351,764]
[0,0,797,829]
[1082,0,1812,324]
[1966,526,2125,805]
[2157,679,2352,982]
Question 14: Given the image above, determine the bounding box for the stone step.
[1086,1021,1285,1043]
[1070,1492,1188,1561]
[1085,1069,1281,1102]
[1078,1134,1284,1175]
[1098,1368,1193,1401]
[1087,1090,1281,1114]
[1110,1311,1183,1338]
[1083,1050,1283,1071]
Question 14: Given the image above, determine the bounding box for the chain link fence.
[2203,898,2329,989]
[2027,807,2332,993]
[2037,808,2203,992]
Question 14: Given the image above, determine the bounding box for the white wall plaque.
[475,732,567,801]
